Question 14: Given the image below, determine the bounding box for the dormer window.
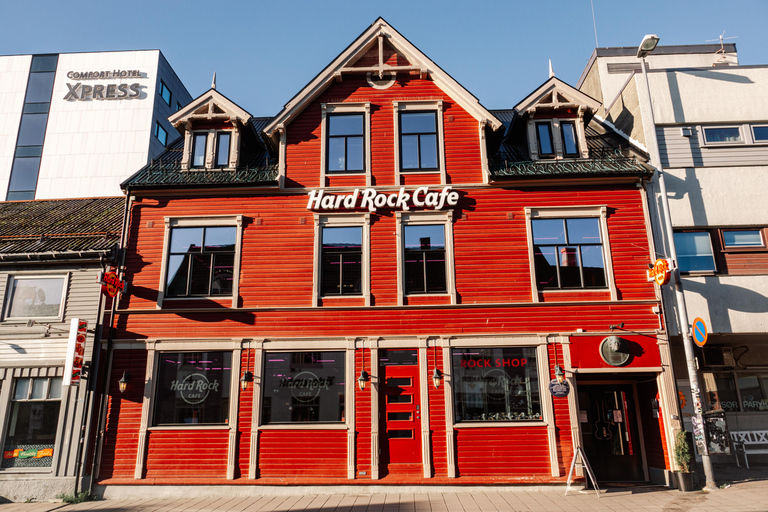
[536,123,555,157]
[215,132,230,168]
[192,133,207,168]
[561,122,579,156]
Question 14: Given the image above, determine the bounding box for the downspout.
[87,187,133,491]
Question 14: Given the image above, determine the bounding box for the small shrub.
[57,491,93,504]
[674,430,693,473]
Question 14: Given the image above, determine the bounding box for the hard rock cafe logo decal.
[170,373,220,405]
[280,371,334,403]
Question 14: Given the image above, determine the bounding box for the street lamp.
[637,34,716,491]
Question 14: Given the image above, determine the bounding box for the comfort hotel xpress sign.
[307,186,459,212]
[63,69,147,101]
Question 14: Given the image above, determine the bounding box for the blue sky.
[2,1,767,115]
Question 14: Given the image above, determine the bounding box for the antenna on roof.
[705,31,737,63]
[590,0,599,47]
[211,72,217,90]
[549,60,555,78]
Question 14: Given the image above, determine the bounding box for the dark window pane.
[190,254,213,295]
[9,157,41,194]
[192,134,207,167]
[404,225,445,294]
[704,127,741,143]
[581,245,607,287]
[388,412,411,421]
[404,251,425,293]
[17,113,48,146]
[452,347,541,422]
[15,146,42,157]
[6,191,35,201]
[340,253,362,293]
[561,122,578,155]
[166,254,189,296]
[404,225,444,250]
[261,352,345,424]
[532,219,566,245]
[155,123,167,146]
[25,72,55,103]
[401,112,435,133]
[534,246,558,288]
[346,136,364,171]
[328,137,346,171]
[723,230,763,247]
[754,126,768,141]
[387,395,412,404]
[424,251,446,292]
[23,103,49,114]
[674,232,716,272]
[211,253,234,295]
[30,55,58,72]
[566,218,601,244]
[704,373,739,412]
[558,246,582,288]
[159,81,171,105]
[537,123,554,155]
[321,226,362,296]
[216,133,230,167]
[737,374,768,412]
[153,352,231,425]
[419,134,438,169]
[388,430,413,438]
[401,134,419,169]
[203,227,236,251]
[329,115,363,136]
[170,227,203,253]
[379,350,418,366]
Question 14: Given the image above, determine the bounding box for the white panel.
[0,55,32,194]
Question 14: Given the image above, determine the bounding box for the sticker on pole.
[692,317,708,347]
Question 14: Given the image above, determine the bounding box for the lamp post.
[637,34,716,490]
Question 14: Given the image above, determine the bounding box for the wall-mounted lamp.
[609,322,625,331]
[357,370,369,391]
[240,371,253,391]
[554,365,565,384]
[118,371,130,393]
[432,368,443,388]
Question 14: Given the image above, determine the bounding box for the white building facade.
[579,44,768,462]
[0,50,191,200]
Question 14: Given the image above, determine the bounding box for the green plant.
[56,491,93,504]
[674,430,693,473]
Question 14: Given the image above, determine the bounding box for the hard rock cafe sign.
[307,186,459,213]
[647,258,672,286]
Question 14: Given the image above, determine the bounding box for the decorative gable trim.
[514,77,601,114]
[168,89,252,132]
[264,18,502,142]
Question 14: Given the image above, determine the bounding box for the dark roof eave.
[0,249,115,263]
[125,180,280,191]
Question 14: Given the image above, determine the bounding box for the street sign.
[692,317,708,347]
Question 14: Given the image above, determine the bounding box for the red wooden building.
[93,19,682,493]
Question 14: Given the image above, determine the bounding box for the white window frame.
[524,206,617,302]
[750,124,768,145]
[396,210,456,306]
[184,129,238,171]
[3,273,69,322]
[312,213,371,306]
[320,103,371,186]
[157,215,243,309]
[673,230,717,274]
[527,118,588,160]
[699,125,745,147]
[393,100,446,184]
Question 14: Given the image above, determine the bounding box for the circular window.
[366,71,396,90]
[599,336,631,367]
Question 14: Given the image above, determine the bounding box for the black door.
[579,384,644,482]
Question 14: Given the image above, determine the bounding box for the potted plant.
[674,430,695,491]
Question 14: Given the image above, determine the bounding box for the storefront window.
[2,377,62,468]
[153,352,231,425]
[703,371,768,412]
[737,373,768,412]
[703,372,740,412]
[452,347,541,422]
[262,351,345,424]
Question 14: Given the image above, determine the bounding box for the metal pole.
[640,56,716,490]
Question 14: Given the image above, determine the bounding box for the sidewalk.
[2,467,767,512]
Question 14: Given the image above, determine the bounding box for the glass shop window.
[2,377,62,468]
[261,351,345,424]
[452,347,541,423]
[153,352,232,425]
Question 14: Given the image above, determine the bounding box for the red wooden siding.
[427,347,448,476]
[258,430,347,478]
[355,350,372,479]
[548,344,574,475]
[238,350,254,478]
[144,429,229,478]
[455,427,551,477]
[98,349,146,480]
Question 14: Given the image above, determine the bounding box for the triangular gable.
[514,77,601,113]
[264,17,502,139]
[169,88,252,132]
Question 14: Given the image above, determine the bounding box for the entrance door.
[579,384,644,482]
[379,349,421,475]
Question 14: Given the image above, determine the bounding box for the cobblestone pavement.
[2,467,767,512]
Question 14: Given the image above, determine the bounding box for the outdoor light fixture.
[637,34,660,58]
[240,371,253,391]
[554,365,565,384]
[609,322,625,331]
[357,370,369,391]
[432,367,443,389]
[118,371,130,393]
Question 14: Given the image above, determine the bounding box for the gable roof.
[514,76,601,113]
[0,197,123,259]
[169,88,252,133]
[264,17,502,139]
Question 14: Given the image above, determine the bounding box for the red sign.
[100,270,126,297]
[460,358,528,368]
[647,258,671,286]
[64,319,88,386]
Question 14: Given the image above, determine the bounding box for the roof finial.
[211,72,217,90]
[549,60,555,78]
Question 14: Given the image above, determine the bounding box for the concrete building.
[0,50,191,200]
[578,43,768,463]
